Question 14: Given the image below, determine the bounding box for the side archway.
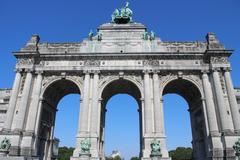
[162,78,207,160]
[36,78,81,160]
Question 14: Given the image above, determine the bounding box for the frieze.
[143,60,159,66]
[210,56,228,64]
[17,58,34,66]
[84,60,101,66]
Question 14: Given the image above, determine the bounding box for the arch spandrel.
[41,75,83,99]
[98,75,143,100]
[159,73,204,100]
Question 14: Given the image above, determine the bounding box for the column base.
[0,156,39,160]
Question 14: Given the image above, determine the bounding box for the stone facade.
[0,21,240,160]
[0,89,11,129]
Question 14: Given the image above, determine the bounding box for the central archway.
[100,78,142,159]
[162,78,207,160]
[36,79,81,160]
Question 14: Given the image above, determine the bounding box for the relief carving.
[84,60,100,66]
[143,59,159,66]
[17,58,34,66]
[210,56,228,64]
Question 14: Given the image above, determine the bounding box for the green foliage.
[130,157,140,160]
[113,155,122,160]
[58,146,74,160]
[169,147,193,160]
[105,155,122,160]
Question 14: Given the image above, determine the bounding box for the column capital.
[83,70,91,74]
[93,70,100,75]
[25,68,34,73]
[201,70,209,74]
[143,70,152,74]
[223,67,231,72]
[14,68,23,73]
[35,70,44,75]
[153,70,160,74]
[211,68,220,72]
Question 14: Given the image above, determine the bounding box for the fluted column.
[212,69,234,132]
[143,70,153,134]
[12,69,33,131]
[25,71,43,132]
[224,68,240,131]
[90,71,100,134]
[79,71,91,133]
[153,72,165,134]
[202,72,219,134]
[4,69,22,131]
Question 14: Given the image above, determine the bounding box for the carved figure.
[88,30,94,41]
[233,139,240,159]
[80,138,91,154]
[0,137,11,151]
[97,32,102,41]
[150,139,162,156]
[143,31,149,40]
[150,31,156,41]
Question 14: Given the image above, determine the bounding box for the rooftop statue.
[111,2,133,24]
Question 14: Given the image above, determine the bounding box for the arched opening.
[37,79,81,160]
[162,79,207,160]
[100,79,142,159]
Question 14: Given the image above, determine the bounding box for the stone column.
[12,69,33,131]
[90,71,100,158]
[73,71,90,157]
[21,71,43,155]
[224,68,240,132]
[212,69,234,132]
[153,72,164,134]
[202,72,219,134]
[80,71,91,133]
[143,70,153,134]
[3,69,22,131]
[25,71,43,132]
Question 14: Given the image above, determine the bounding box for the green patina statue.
[0,137,11,151]
[97,32,102,41]
[88,30,94,41]
[80,138,91,154]
[143,31,156,41]
[150,31,156,41]
[150,139,162,156]
[233,139,240,159]
[111,1,133,24]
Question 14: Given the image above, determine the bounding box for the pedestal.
[71,153,91,160]
[150,154,171,160]
[0,150,9,156]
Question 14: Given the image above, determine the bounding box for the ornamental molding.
[98,74,143,97]
[210,56,228,64]
[143,59,159,66]
[17,58,34,66]
[84,60,101,66]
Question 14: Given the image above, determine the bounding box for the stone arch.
[37,78,82,160]
[99,78,143,157]
[161,77,207,160]
[41,76,82,99]
[99,76,143,100]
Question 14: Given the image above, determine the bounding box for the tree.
[169,147,193,160]
[58,146,74,160]
[130,157,140,160]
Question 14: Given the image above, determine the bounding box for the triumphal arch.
[1,3,240,160]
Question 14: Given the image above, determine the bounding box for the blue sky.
[1,0,240,159]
